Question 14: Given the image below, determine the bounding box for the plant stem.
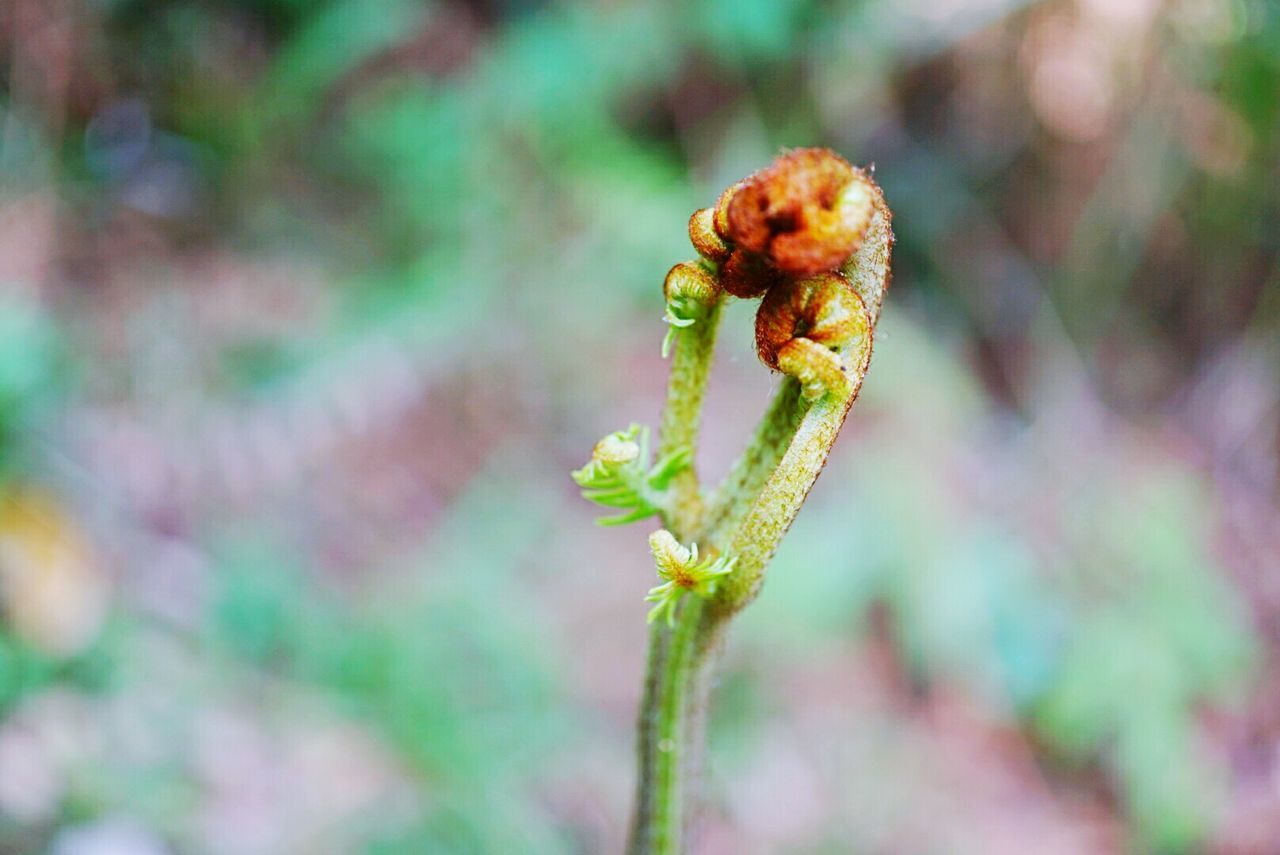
[658,297,723,538]
[710,385,858,616]
[630,295,724,854]
[628,596,704,855]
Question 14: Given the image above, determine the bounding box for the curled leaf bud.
[593,431,641,468]
[572,425,692,526]
[724,148,876,277]
[663,262,719,307]
[688,208,731,264]
[662,262,722,357]
[645,529,737,626]
[713,180,746,241]
[649,529,697,583]
[755,272,871,397]
[575,425,643,486]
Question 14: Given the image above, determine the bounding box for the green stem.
[628,596,704,855]
[658,297,723,538]
[630,297,723,854]
[710,386,858,617]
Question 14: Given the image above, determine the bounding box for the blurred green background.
[0,0,1277,852]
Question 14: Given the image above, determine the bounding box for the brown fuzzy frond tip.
[724,148,876,277]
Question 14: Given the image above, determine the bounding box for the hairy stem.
[710,384,858,617]
[659,298,723,538]
[631,299,723,853]
[628,597,704,855]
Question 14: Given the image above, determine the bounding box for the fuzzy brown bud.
[755,272,871,396]
[724,148,876,277]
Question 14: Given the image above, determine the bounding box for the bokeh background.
[0,0,1277,852]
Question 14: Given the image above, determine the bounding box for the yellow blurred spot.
[0,489,108,657]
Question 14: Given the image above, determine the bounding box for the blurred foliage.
[205,472,575,852]
[0,303,63,479]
